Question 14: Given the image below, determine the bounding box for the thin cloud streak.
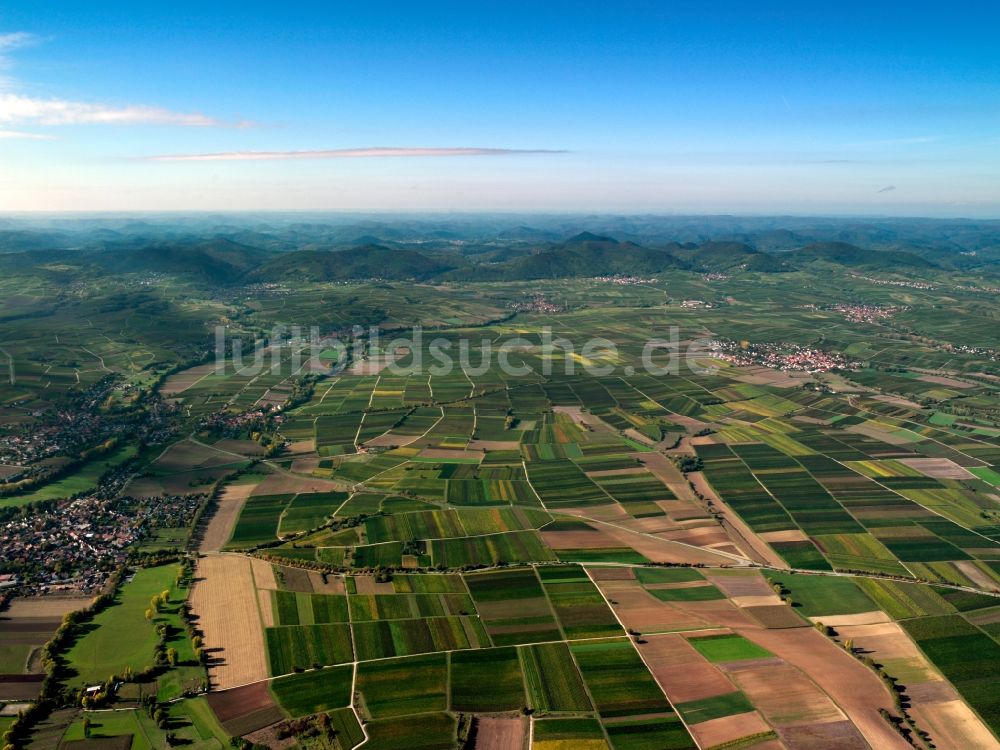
[0,32,36,52]
[0,93,220,126]
[147,147,568,162]
[0,129,55,139]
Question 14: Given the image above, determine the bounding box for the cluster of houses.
[848,273,935,290]
[508,295,564,314]
[825,303,908,324]
[708,339,854,373]
[592,274,660,285]
[0,484,204,596]
[199,405,282,437]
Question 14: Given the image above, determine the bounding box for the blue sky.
[0,1,997,215]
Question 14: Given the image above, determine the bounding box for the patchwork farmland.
[7,264,1000,750]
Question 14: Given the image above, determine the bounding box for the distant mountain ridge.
[0,221,992,285]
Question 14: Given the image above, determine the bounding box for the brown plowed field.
[740,627,911,749]
[473,717,526,750]
[207,681,283,736]
[199,483,255,552]
[249,557,279,590]
[191,555,269,689]
[595,581,709,632]
[909,700,1000,750]
[689,711,773,748]
[778,720,868,750]
[636,633,736,703]
[724,661,844,727]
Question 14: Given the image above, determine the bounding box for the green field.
[450,647,526,712]
[358,653,449,718]
[270,664,353,717]
[66,565,191,686]
[227,494,293,547]
[520,642,593,712]
[675,691,754,724]
[571,639,672,718]
[265,623,354,674]
[901,615,1000,735]
[773,572,877,617]
[688,634,773,663]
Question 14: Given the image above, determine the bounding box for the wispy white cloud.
[146,147,567,162]
[0,128,56,139]
[0,92,220,126]
[0,31,37,52]
[0,31,231,129]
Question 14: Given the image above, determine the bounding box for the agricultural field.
[7,240,1000,750]
[66,565,194,686]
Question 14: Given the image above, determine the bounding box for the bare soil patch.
[909,699,1000,750]
[0,674,44,700]
[277,565,313,593]
[250,557,279,591]
[759,529,810,543]
[559,504,631,523]
[725,661,843,726]
[847,423,914,446]
[308,571,346,594]
[741,627,910,749]
[743,605,806,629]
[290,456,322,474]
[474,717,526,750]
[3,597,90,618]
[778,720,869,750]
[730,595,785,608]
[898,457,974,480]
[689,711,772,747]
[808,611,890,627]
[586,567,635,581]
[284,440,317,455]
[161,363,216,396]
[703,570,772,598]
[601,524,738,565]
[916,374,975,389]
[208,681,283,736]
[257,589,275,628]
[636,633,736,703]
[952,560,999,591]
[191,555,269,689]
[586,467,648,478]
[595,581,709,633]
[199,482,255,553]
[353,576,395,595]
[833,618,996,748]
[670,599,759,630]
[252,472,343,496]
[541,527,621,550]
[467,440,522,451]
